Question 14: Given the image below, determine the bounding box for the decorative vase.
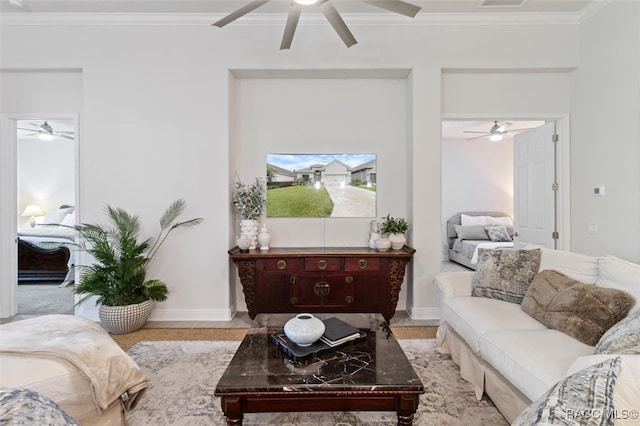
[388,233,406,250]
[368,220,380,249]
[284,313,325,347]
[239,219,259,250]
[98,299,154,335]
[237,237,251,251]
[375,237,391,252]
[257,224,271,250]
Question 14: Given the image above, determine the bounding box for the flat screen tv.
[266,153,377,218]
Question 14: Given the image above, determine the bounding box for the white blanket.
[0,315,148,413]
[471,241,515,264]
[18,224,77,240]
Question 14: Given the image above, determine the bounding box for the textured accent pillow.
[453,225,489,240]
[484,225,512,242]
[471,248,541,304]
[512,357,621,426]
[521,270,635,346]
[460,214,488,226]
[597,255,640,314]
[595,309,640,354]
[0,386,80,426]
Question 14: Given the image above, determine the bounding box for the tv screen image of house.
[266,153,377,218]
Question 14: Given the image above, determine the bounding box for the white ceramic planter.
[388,233,406,250]
[99,299,154,335]
[284,313,325,346]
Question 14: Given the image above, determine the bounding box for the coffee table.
[214,313,425,425]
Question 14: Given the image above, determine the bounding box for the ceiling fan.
[18,121,75,141]
[464,121,534,142]
[212,0,422,50]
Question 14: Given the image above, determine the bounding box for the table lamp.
[22,204,43,228]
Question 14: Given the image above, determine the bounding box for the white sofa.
[435,248,640,423]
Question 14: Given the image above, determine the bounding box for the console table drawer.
[262,258,298,271]
[304,257,342,271]
[344,257,380,271]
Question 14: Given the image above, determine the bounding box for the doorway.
[440,116,571,268]
[6,115,78,317]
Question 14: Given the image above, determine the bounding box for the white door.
[513,122,557,249]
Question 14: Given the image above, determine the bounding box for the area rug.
[125,339,508,426]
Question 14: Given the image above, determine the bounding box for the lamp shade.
[22,204,43,217]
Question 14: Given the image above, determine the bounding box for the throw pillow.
[460,214,488,226]
[453,225,489,240]
[485,216,513,226]
[521,270,635,346]
[597,255,640,314]
[42,208,71,225]
[512,357,621,426]
[0,386,80,426]
[471,248,541,304]
[484,225,512,242]
[595,309,640,354]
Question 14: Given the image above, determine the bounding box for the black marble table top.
[215,313,424,394]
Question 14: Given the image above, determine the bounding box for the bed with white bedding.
[446,211,514,270]
[17,206,77,283]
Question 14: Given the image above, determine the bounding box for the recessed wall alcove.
[228,68,414,313]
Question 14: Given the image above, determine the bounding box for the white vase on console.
[239,219,259,250]
[388,232,406,250]
[258,224,271,250]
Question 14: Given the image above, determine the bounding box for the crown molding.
[0,11,583,27]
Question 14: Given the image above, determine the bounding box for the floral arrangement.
[232,177,266,220]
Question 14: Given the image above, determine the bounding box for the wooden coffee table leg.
[220,396,243,425]
[397,394,420,426]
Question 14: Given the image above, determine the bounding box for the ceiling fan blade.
[57,134,75,140]
[465,135,488,141]
[212,0,270,27]
[280,4,302,50]
[319,1,357,47]
[358,0,421,18]
[506,128,535,132]
[495,122,512,133]
[463,131,490,134]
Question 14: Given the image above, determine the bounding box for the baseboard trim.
[408,305,440,321]
[149,308,234,322]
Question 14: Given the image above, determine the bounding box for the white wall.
[0,16,585,320]
[441,137,514,256]
[571,0,640,262]
[233,75,409,307]
[18,136,75,229]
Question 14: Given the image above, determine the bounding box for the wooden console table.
[228,246,415,322]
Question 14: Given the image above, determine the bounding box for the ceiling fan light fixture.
[38,133,54,141]
[294,0,317,4]
[489,133,503,142]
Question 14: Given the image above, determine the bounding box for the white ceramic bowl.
[375,238,391,252]
[284,313,325,346]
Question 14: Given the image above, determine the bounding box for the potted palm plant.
[73,199,202,334]
[232,177,266,250]
[380,213,409,250]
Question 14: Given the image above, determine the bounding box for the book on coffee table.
[320,317,362,347]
